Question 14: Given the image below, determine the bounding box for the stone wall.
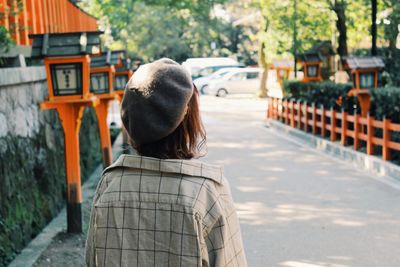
[0,67,101,266]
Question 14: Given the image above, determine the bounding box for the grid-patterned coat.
[85,154,247,267]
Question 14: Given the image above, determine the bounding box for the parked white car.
[193,67,241,94]
[204,68,262,97]
[182,57,239,77]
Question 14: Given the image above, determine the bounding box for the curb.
[267,119,400,183]
[8,133,125,267]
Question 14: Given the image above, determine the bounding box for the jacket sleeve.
[85,204,97,267]
[85,173,108,266]
[201,192,247,267]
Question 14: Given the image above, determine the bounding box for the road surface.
[199,94,400,267]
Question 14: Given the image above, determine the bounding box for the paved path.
[200,95,400,267]
[23,94,400,267]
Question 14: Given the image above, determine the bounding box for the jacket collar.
[104,154,223,184]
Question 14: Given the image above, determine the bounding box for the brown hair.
[132,85,206,159]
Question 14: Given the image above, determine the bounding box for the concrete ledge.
[0,66,46,87]
[268,119,400,182]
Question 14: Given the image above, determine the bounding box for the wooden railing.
[267,97,400,161]
[0,0,98,46]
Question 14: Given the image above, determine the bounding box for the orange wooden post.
[0,0,10,30]
[94,100,113,167]
[8,0,20,45]
[56,0,62,32]
[90,61,117,168]
[270,98,274,119]
[58,104,84,233]
[42,0,49,32]
[354,111,360,150]
[341,110,348,145]
[35,0,44,33]
[18,0,29,45]
[304,102,308,132]
[270,98,275,119]
[321,106,326,137]
[26,0,36,37]
[290,100,295,128]
[278,98,282,121]
[312,103,317,134]
[383,117,391,161]
[284,99,289,124]
[366,113,374,155]
[330,107,336,141]
[297,100,301,129]
[49,0,58,32]
[40,102,95,233]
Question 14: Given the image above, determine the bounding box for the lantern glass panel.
[90,72,109,94]
[307,65,318,77]
[115,74,129,91]
[50,63,82,96]
[359,72,374,88]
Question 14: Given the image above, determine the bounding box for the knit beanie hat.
[121,58,194,145]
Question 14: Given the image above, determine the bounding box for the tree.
[257,15,269,98]
[80,0,238,62]
[327,0,348,60]
[383,0,400,51]
[371,0,377,55]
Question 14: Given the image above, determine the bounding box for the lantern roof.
[30,31,103,58]
[344,56,385,70]
[90,51,121,68]
[310,40,335,57]
[272,59,294,69]
[296,51,323,63]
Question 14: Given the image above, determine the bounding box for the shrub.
[282,81,355,110]
[369,87,400,123]
[281,81,400,163]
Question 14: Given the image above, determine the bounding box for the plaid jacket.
[85,154,247,267]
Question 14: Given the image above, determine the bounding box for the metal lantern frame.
[351,69,378,90]
[89,51,124,169]
[30,31,103,234]
[296,51,323,83]
[302,61,322,82]
[345,56,385,91]
[90,65,116,97]
[345,57,385,118]
[114,55,134,101]
[44,55,92,101]
[114,70,132,90]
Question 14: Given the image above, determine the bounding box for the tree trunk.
[333,1,348,61]
[257,41,268,98]
[371,0,377,55]
[388,1,399,50]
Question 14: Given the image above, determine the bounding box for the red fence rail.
[0,0,98,46]
[267,98,400,161]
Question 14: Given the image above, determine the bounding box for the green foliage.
[370,87,400,162]
[370,87,400,123]
[282,81,400,163]
[282,80,354,110]
[259,0,397,60]
[79,0,258,63]
[0,26,13,55]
